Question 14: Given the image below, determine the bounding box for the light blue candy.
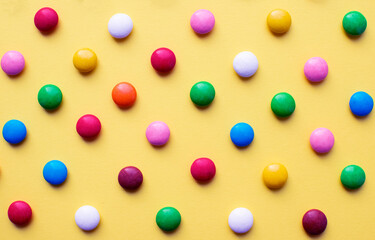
[230,122,254,147]
[349,91,373,117]
[2,119,27,144]
[43,160,68,185]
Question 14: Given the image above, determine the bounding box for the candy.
[340,165,366,189]
[75,205,100,231]
[190,158,216,182]
[262,163,288,189]
[108,13,133,39]
[146,121,170,146]
[1,51,25,75]
[38,84,63,110]
[8,201,32,226]
[271,92,295,117]
[156,207,181,231]
[34,7,58,32]
[343,11,367,36]
[267,9,291,34]
[349,91,373,117]
[190,81,215,107]
[76,114,101,139]
[302,209,327,235]
[118,166,143,190]
[190,9,215,34]
[230,122,254,147]
[73,48,97,73]
[310,128,334,154]
[151,48,176,72]
[112,82,137,108]
[304,57,328,82]
[43,160,68,185]
[228,208,254,234]
[2,119,27,144]
[233,51,258,78]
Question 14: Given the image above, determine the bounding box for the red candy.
[76,114,101,139]
[302,209,327,235]
[190,158,216,182]
[8,201,32,226]
[151,48,176,72]
[34,7,59,32]
[118,166,143,190]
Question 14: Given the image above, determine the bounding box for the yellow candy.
[73,48,97,73]
[267,9,291,34]
[262,163,288,189]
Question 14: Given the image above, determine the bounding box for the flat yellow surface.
[0,0,374,239]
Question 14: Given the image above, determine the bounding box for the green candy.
[343,11,367,36]
[190,81,215,107]
[271,92,295,117]
[341,165,366,189]
[38,84,63,110]
[156,207,181,231]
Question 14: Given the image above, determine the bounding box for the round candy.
[302,209,327,235]
[34,7,58,32]
[262,163,288,189]
[118,166,143,190]
[228,208,254,234]
[349,91,373,117]
[267,9,291,34]
[190,9,215,34]
[343,11,367,36]
[230,122,254,147]
[233,51,258,78]
[38,84,63,110]
[8,201,32,226]
[112,82,137,108]
[146,121,170,146]
[156,207,181,231]
[108,13,133,39]
[73,48,97,73]
[310,128,334,154]
[151,48,176,72]
[304,57,328,82]
[76,114,101,139]
[1,51,25,75]
[75,205,100,231]
[2,119,27,144]
[340,165,366,189]
[271,92,295,117]
[190,158,216,182]
[43,160,68,185]
[190,81,215,107]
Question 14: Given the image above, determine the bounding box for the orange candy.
[112,82,137,108]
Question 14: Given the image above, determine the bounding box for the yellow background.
[0,0,374,239]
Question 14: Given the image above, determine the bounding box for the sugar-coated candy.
[8,201,32,226]
[112,82,137,108]
[190,158,216,182]
[146,121,170,146]
[228,208,254,234]
[76,114,101,139]
[271,92,295,117]
[190,9,215,34]
[340,165,366,189]
[304,57,328,82]
[349,91,373,117]
[75,205,100,231]
[190,81,215,107]
[310,128,334,154]
[118,166,143,190]
[151,48,176,72]
[1,51,25,75]
[73,48,97,73]
[343,11,367,35]
[38,84,63,110]
[2,119,27,144]
[108,13,133,39]
[230,122,254,147]
[233,51,258,78]
[302,209,327,235]
[267,9,291,34]
[262,163,288,189]
[34,7,58,32]
[43,160,68,185]
[156,207,181,231]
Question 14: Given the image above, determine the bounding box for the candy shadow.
[39,24,59,36]
[44,102,63,114]
[9,135,28,147]
[232,226,253,237]
[193,28,214,38]
[14,218,33,228]
[351,111,371,121]
[81,222,101,233]
[155,68,175,78]
[161,225,181,235]
[113,30,133,43]
[275,114,293,122]
[343,28,364,41]
[49,175,68,188]
[81,133,101,143]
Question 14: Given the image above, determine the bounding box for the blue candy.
[2,119,27,144]
[349,91,373,117]
[230,122,254,147]
[43,160,68,185]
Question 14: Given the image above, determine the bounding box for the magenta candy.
[310,128,334,153]
[1,51,25,75]
[146,121,170,146]
[304,57,328,82]
[190,9,215,34]
[76,114,101,139]
[302,209,327,235]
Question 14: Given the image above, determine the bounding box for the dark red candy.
[8,201,32,226]
[150,48,176,72]
[190,158,216,182]
[118,166,143,190]
[302,209,327,235]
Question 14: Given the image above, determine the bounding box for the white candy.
[228,207,254,234]
[75,205,100,231]
[108,13,133,39]
[233,51,259,78]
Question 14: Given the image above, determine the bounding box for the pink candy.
[310,128,334,153]
[146,121,170,146]
[1,51,25,75]
[304,57,328,82]
[190,9,215,34]
[76,114,101,139]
